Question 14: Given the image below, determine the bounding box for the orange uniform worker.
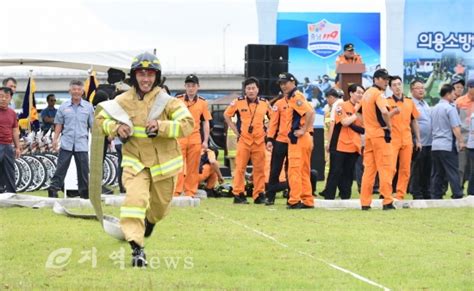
[360,69,395,210]
[277,73,315,209]
[175,74,212,197]
[224,77,272,204]
[454,79,473,186]
[320,83,365,200]
[265,94,292,205]
[387,76,421,200]
[198,148,224,197]
[335,43,363,67]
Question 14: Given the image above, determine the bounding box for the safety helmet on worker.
[129,52,162,90]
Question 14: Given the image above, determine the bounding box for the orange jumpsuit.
[335,53,363,66]
[266,96,292,200]
[285,89,314,206]
[175,94,212,197]
[224,96,271,200]
[320,100,363,199]
[387,95,419,200]
[332,100,363,154]
[198,149,219,190]
[267,97,291,144]
[360,86,394,207]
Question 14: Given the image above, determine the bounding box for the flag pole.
[27,69,33,132]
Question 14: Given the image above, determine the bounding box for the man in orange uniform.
[266,93,291,205]
[175,75,212,197]
[198,148,224,197]
[277,73,315,209]
[335,43,363,67]
[320,83,365,200]
[387,76,421,200]
[224,77,271,204]
[360,69,395,210]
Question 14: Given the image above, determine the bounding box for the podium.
[336,64,366,100]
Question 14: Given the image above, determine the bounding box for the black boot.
[254,193,266,204]
[287,201,303,209]
[144,218,155,238]
[129,241,147,267]
[233,192,249,204]
[80,190,89,199]
[205,188,216,198]
[382,203,396,211]
[265,192,275,206]
[48,187,59,198]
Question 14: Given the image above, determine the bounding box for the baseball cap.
[278,72,297,83]
[451,76,465,86]
[467,79,474,88]
[344,43,354,51]
[185,74,199,84]
[373,68,391,80]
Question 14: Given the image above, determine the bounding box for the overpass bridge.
[3,73,245,94]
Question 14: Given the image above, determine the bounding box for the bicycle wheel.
[102,157,111,186]
[105,155,117,186]
[15,157,33,193]
[36,154,56,190]
[14,160,21,188]
[44,153,58,166]
[23,155,47,192]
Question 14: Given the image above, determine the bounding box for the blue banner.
[277,12,380,92]
[403,0,474,103]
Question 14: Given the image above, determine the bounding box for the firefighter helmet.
[129,52,162,91]
[130,52,161,73]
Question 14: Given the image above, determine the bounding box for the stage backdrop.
[276,11,380,128]
[403,0,474,104]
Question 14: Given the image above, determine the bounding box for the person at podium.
[335,43,363,66]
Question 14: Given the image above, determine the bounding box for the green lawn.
[1,190,473,290]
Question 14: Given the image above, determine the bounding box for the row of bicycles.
[14,130,120,193]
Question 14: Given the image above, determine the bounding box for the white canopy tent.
[0,50,143,73]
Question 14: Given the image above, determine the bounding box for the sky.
[1,0,260,74]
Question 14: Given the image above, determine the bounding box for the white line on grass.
[204,209,390,291]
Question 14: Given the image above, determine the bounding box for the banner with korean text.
[403,0,474,103]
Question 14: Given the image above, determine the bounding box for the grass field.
[1,189,473,290]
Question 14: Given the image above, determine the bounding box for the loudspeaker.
[245,44,288,62]
[244,44,289,97]
[245,61,266,78]
[268,61,288,77]
[245,61,288,79]
[267,45,288,61]
[245,44,267,61]
[261,78,280,96]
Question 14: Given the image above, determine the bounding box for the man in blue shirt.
[40,94,57,132]
[430,84,465,199]
[409,79,432,199]
[48,80,94,199]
